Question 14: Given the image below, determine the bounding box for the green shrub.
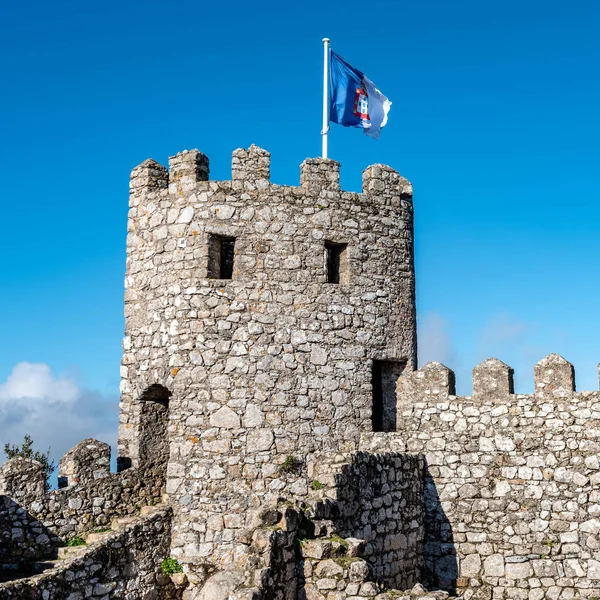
[161,557,183,576]
[278,455,302,474]
[311,480,325,491]
[66,536,86,547]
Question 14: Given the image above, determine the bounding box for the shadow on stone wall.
[311,453,457,593]
[422,462,457,594]
[0,496,59,581]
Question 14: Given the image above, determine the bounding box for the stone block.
[397,361,456,405]
[58,439,111,488]
[302,539,333,560]
[461,553,482,577]
[504,561,531,580]
[130,158,168,191]
[349,559,370,583]
[484,554,505,577]
[534,354,575,393]
[314,559,344,578]
[472,358,514,401]
[300,158,340,193]
[169,149,209,184]
[232,145,270,184]
[362,164,412,202]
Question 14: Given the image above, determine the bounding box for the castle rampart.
[356,354,600,598]
[0,506,177,599]
[0,433,166,577]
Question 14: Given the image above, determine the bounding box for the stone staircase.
[27,499,169,578]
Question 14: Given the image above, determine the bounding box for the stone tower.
[117,145,416,572]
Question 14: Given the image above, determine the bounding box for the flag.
[329,51,391,140]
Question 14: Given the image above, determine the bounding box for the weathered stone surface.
[210,406,241,429]
[534,353,575,393]
[195,571,245,600]
[119,144,417,576]
[314,559,344,578]
[58,438,111,488]
[388,358,600,596]
[460,554,481,577]
[302,539,333,560]
[483,554,504,577]
[0,508,178,599]
[472,358,514,400]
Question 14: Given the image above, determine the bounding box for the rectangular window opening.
[208,235,236,279]
[325,241,348,284]
[372,360,406,432]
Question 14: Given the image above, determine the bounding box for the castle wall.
[0,507,177,600]
[361,355,600,599]
[119,145,416,570]
[0,457,53,565]
[311,452,425,590]
[0,438,165,571]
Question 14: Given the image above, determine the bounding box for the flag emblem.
[353,85,369,120]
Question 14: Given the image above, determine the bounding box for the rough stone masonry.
[119,144,417,572]
[2,144,600,600]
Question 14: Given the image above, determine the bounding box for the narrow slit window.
[208,235,236,279]
[372,360,406,432]
[220,238,235,279]
[325,241,348,284]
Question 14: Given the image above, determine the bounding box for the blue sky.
[1,0,599,463]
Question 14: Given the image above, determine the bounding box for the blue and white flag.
[329,51,391,140]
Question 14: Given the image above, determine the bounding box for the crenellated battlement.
[366,355,600,595]
[57,438,111,488]
[0,428,167,572]
[130,145,412,206]
[397,353,593,405]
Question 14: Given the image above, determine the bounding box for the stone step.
[140,503,165,516]
[111,515,137,529]
[301,538,335,560]
[33,560,61,572]
[57,546,87,559]
[85,531,112,544]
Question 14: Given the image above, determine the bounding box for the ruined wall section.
[0,457,53,565]
[310,452,425,590]
[0,438,166,571]
[364,354,600,598]
[119,145,416,570]
[0,507,178,600]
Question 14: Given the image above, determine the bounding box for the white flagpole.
[322,38,330,159]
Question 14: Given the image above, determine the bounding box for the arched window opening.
[117,384,171,474]
[140,383,172,404]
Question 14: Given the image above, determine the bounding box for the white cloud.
[418,311,459,368]
[0,363,79,403]
[0,362,118,483]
